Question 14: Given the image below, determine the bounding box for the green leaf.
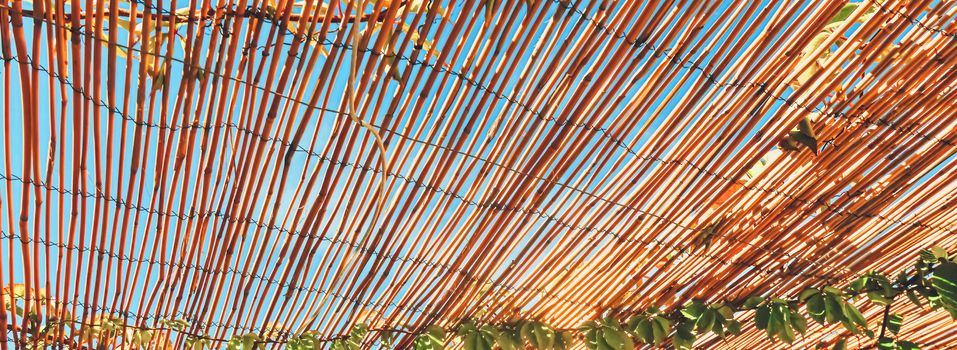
[135,329,154,347]
[921,249,940,264]
[457,321,479,336]
[841,319,861,335]
[743,295,765,308]
[633,318,652,344]
[778,322,796,344]
[842,301,867,327]
[601,316,621,328]
[807,294,826,324]
[651,317,669,346]
[824,295,842,324]
[583,329,599,350]
[151,68,166,91]
[380,331,397,348]
[877,337,896,350]
[520,321,534,344]
[681,301,707,320]
[526,322,554,349]
[766,306,782,340]
[467,329,494,350]
[872,274,896,299]
[490,326,520,350]
[931,246,949,260]
[556,331,574,350]
[823,286,843,296]
[907,289,923,308]
[672,323,696,350]
[414,326,447,350]
[227,336,243,350]
[790,128,818,153]
[832,338,847,350]
[625,315,641,332]
[715,304,734,320]
[428,325,446,339]
[351,323,368,338]
[601,327,633,350]
[932,261,957,308]
[849,277,868,293]
[595,333,614,350]
[886,314,903,334]
[896,340,921,350]
[943,305,957,319]
[755,305,770,330]
[711,321,726,339]
[827,3,860,25]
[791,311,808,335]
[580,320,600,331]
[185,336,209,350]
[799,288,820,302]
[868,291,894,306]
[242,333,260,350]
[463,333,478,350]
[696,309,716,333]
[773,306,795,343]
[726,320,742,336]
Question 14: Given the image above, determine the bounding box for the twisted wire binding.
[11,24,955,275]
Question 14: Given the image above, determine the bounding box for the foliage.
[330,323,368,350]
[4,246,957,349]
[625,307,674,347]
[412,325,447,349]
[227,333,263,350]
[286,330,323,350]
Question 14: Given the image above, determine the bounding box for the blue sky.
[0,0,793,338]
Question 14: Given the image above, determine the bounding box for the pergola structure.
[2,0,957,348]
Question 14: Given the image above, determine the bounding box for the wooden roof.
[2,0,957,348]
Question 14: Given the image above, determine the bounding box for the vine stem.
[877,302,892,344]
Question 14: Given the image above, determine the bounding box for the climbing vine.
[4,246,957,349]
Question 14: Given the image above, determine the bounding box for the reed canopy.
[1,0,957,348]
